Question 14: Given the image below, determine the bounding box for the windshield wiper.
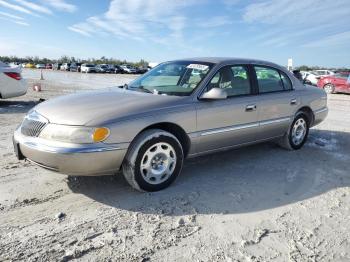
[130,85,153,94]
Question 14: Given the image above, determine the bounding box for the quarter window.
[280,72,292,90]
[255,66,292,93]
[208,65,251,97]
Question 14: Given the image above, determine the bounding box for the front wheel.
[323,84,335,94]
[279,114,309,150]
[122,129,184,192]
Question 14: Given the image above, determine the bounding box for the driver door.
[195,65,259,153]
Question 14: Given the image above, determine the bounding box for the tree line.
[0,55,149,67]
[295,65,350,72]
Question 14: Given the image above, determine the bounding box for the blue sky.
[0,0,349,67]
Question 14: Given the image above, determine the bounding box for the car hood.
[34,88,190,126]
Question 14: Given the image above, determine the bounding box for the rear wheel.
[122,129,184,192]
[279,113,309,150]
[323,84,335,94]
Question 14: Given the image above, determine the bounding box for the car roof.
[173,57,284,68]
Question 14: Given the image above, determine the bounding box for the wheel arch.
[296,106,314,126]
[138,122,191,158]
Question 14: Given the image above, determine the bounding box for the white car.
[81,64,96,73]
[302,71,321,85]
[0,62,27,99]
[36,64,46,69]
[314,70,335,77]
[120,64,137,74]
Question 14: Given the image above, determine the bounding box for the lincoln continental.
[13,58,328,191]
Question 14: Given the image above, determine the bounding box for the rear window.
[255,66,284,93]
[255,66,293,93]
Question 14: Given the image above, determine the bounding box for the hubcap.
[324,85,333,94]
[140,142,176,185]
[291,118,307,145]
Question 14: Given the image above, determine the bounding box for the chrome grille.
[21,118,46,137]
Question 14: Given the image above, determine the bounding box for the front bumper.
[13,129,128,176]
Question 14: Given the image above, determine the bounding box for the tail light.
[4,72,21,80]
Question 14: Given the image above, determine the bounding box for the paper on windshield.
[187,64,209,71]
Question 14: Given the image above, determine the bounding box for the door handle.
[245,104,257,112]
[290,98,297,105]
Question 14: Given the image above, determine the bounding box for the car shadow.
[0,100,42,114]
[67,129,350,215]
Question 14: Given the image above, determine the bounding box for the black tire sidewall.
[133,135,184,192]
[288,114,309,150]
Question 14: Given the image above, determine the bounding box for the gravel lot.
[0,70,350,261]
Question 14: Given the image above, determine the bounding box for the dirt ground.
[1,70,350,261]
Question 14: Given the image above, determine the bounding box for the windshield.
[128,61,213,96]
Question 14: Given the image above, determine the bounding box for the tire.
[323,84,335,94]
[122,129,184,192]
[278,113,309,150]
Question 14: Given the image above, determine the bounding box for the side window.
[280,72,292,90]
[255,66,284,93]
[208,65,251,97]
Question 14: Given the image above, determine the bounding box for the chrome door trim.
[314,107,328,115]
[259,117,291,126]
[200,116,291,137]
[200,122,259,136]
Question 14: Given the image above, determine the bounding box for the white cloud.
[243,0,350,26]
[68,0,199,44]
[0,0,33,15]
[243,0,350,47]
[68,25,92,37]
[222,0,240,6]
[13,0,52,15]
[197,16,233,28]
[13,19,29,26]
[0,15,29,26]
[0,10,25,20]
[303,31,350,48]
[45,0,77,13]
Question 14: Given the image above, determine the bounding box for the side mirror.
[200,88,227,100]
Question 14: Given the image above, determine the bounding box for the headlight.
[39,124,110,144]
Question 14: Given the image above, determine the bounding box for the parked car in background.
[81,64,96,73]
[120,64,137,74]
[9,62,20,67]
[36,64,46,69]
[45,64,53,69]
[314,70,335,77]
[107,64,116,71]
[61,63,71,71]
[317,72,350,94]
[96,64,112,73]
[303,71,321,86]
[24,63,35,68]
[52,63,62,70]
[0,61,27,99]
[113,65,123,74]
[69,63,81,72]
[136,67,148,74]
[13,58,328,192]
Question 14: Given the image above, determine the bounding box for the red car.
[317,72,350,94]
[45,64,53,69]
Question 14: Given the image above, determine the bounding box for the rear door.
[253,65,298,140]
[195,65,259,153]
